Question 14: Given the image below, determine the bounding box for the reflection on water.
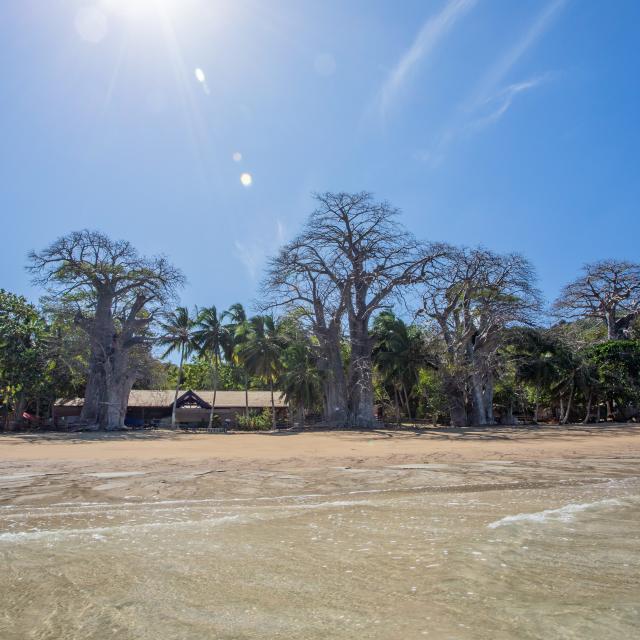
[1,460,639,639]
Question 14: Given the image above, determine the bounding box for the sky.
[1,0,639,314]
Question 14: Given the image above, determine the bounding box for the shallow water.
[1,459,639,639]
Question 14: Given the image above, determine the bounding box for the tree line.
[1,193,639,430]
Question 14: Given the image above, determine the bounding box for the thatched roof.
[56,389,287,409]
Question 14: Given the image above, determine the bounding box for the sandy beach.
[4,424,640,465]
[2,424,640,507]
[2,426,639,639]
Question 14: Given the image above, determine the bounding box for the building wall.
[54,404,287,427]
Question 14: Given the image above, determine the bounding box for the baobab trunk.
[449,400,468,428]
[100,347,133,430]
[79,292,135,430]
[348,318,376,428]
[80,293,113,425]
[470,374,489,426]
[441,372,468,427]
[316,326,348,426]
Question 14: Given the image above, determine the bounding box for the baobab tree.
[418,247,540,427]
[265,191,445,427]
[554,260,640,340]
[263,235,350,425]
[28,230,184,429]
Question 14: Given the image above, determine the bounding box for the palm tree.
[279,340,322,427]
[511,328,580,423]
[236,315,285,429]
[157,306,195,428]
[222,303,250,418]
[192,305,230,429]
[372,312,424,423]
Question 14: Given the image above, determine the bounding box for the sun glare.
[240,173,253,187]
[100,0,183,21]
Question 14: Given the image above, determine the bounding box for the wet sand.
[1,426,639,639]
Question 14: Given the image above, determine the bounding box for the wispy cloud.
[234,218,288,281]
[234,240,262,281]
[466,0,568,110]
[469,73,553,130]
[417,0,568,166]
[370,0,477,121]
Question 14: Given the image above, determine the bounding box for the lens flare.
[240,173,252,187]
[75,7,109,43]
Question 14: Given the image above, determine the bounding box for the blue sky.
[2,0,639,313]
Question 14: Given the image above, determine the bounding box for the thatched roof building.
[54,389,287,426]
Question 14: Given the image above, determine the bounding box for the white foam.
[487,498,623,529]
[85,472,146,479]
[286,499,374,510]
[0,514,240,544]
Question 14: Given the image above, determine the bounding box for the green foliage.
[235,409,273,431]
[415,368,449,423]
[166,357,258,391]
[279,339,323,415]
[235,315,285,384]
[586,340,640,406]
[372,311,430,420]
[157,307,196,360]
[0,290,48,416]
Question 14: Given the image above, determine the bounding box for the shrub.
[235,409,273,431]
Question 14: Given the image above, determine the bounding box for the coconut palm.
[372,312,424,423]
[235,315,285,429]
[222,303,250,418]
[157,306,196,428]
[512,329,569,422]
[193,305,230,428]
[279,340,322,426]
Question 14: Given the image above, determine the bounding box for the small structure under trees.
[53,389,288,427]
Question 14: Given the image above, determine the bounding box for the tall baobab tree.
[554,260,640,340]
[265,191,445,427]
[263,237,350,425]
[28,230,183,429]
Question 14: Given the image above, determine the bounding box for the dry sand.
[2,424,640,467]
[1,424,640,507]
